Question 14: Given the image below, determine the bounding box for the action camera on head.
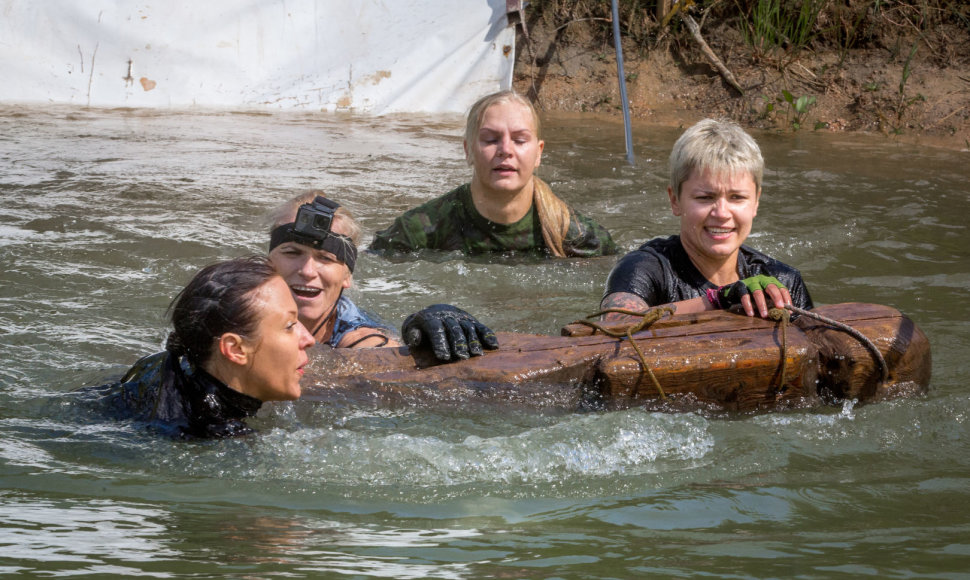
[293,196,339,242]
[269,195,357,272]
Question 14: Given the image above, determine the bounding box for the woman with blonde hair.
[601,118,812,321]
[269,191,498,361]
[370,90,616,257]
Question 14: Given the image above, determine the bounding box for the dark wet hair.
[165,256,280,367]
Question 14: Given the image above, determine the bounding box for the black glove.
[401,304,499,361]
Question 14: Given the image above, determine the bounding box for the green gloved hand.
[709,275,787,310]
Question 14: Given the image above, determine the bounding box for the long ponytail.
[533,177,580,258]
[466,91,584,258]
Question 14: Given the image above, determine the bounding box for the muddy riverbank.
[513,5,970,150]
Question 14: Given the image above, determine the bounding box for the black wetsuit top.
[604,235,814,309]
[81,351,263,439]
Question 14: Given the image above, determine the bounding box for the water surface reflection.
[1,106,968,577]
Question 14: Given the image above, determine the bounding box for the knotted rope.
[784,304,889,386]
[572,306,675,399]
[767,307,790,393]
[573,304,890,401]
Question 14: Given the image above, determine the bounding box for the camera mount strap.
[269,225,358,273]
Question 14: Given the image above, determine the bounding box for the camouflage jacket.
[369,182,617,257]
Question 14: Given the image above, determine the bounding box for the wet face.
[268,217,353,338]
[465,100,544,197]
[669,168,760,271]
[242,276,315,402]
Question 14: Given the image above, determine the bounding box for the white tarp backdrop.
[0,0,515,113]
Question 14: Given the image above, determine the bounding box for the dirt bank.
[512,8,970,150]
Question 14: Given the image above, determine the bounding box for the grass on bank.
[522,0,969,133]
[527,0,968,58]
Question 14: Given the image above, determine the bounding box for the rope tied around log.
[572,306,675,400]
[572,304,890,402]
[768,307,790,394]
[784,304,890,387]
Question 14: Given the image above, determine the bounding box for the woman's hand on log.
[709,275,792,318]
[402,304,499,361]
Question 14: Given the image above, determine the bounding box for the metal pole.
[610,0,635,165]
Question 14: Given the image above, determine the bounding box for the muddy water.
[1,105,968,577]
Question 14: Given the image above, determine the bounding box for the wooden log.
[300,303,930,413]
[301,331,605,408]
[591,315,819,412]
[561,308,763,337]
[794,303,931,403]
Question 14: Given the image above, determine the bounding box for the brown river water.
[1,105,968,577]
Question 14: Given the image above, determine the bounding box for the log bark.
[795,303,932,403]
[300,304,931,413]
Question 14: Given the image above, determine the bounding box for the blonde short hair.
[669,119,764,199]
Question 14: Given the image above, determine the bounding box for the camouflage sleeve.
[369,187,466,252]
[369,213,428,252]
[562,211,618,257]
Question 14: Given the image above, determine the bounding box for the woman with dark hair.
[369,90,616,258]
[83,256,315,439]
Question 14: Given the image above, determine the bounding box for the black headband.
[269,224,358,273]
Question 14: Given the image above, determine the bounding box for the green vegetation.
[780,90,817,130]
[521,0,968,133]
[526,0,968,47]
[526,0,967,45]
[758,90,819,131]
[891,40,925,134]
[740,0,825,60]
